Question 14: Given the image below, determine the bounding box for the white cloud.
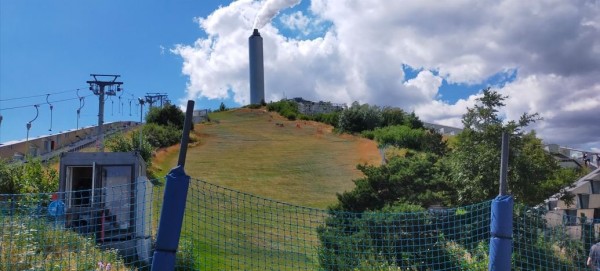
[403,70,443,101]
[174,0,600,149]
[280,11,310,34]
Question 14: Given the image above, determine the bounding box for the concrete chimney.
[249,29,265,105]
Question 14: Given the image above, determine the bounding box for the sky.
[1,0,599,152]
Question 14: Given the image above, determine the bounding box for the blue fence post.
[489,195,513,270]
[151,100,195,271]
[489,132,513,271]
[151,166,190,270]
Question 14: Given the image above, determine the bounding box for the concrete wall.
[0,121,138,160]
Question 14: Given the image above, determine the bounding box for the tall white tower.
[249,29,265,105]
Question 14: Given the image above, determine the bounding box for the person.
[583,153,590,167]
[589,242,600,270]
[596,153,600,167]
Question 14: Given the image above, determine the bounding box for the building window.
[578,194,590,209]
[564,209,577,226]
[592,180,600,194]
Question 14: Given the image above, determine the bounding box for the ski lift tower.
[87,74,123,152]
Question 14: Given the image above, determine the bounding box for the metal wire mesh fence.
[1,177,598,270]
[0,180,161,271]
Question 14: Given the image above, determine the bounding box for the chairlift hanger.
[107,95,114,116]
[26,105,40,141]
[0,113,3,142]
[118,87,125,114]
[46,94,54,131]
[76,89,86,129]
[129,94,134,116]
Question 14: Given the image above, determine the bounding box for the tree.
[105,132,153,166]
[334,152,454,213]
[381,107,406,127]
[446,88,577,205]
[145,104,185,129]
[338,102,382,133]
[219,102,227,112]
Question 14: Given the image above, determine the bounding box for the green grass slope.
[155,108,381,208]
[150,108,382,269]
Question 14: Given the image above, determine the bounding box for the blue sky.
[0,1,229,143]
[1,0,599,151]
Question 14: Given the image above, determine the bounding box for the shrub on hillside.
[143,123,182,148]
[368,125,447,155]
[318,203,476,270]
[146,104,185,130]
[312,112,341,128]
[246,103,262,109]
[0,158,58,194]
[338,102,382,133]
[105,132,153,165]
[267,100,300,120]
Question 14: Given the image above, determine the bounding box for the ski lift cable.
[0,94,95,111]
[0,87,86,102]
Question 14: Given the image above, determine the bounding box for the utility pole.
[0,113,3,143]
[138,98,145,150]
[87,74,123,152]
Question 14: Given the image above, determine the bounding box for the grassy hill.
[153,108,381,208]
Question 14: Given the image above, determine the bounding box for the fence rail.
[1,178,598,270]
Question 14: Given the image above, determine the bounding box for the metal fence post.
[489,132,513,271]
[151,166,190,270]
[151,100,195,270]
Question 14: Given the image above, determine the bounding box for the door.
[65,166,94,208]
[100,165,134,239]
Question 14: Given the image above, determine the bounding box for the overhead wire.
[0,94,95,111]
[0,87,86,102]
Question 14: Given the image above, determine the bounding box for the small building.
[289,97,346,115]
[58,151,152,263]
[422,122,463,136]
[544,168,600,240]
[193,109,210,123]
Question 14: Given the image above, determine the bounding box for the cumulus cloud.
[280,11,310,34]
[174,0,600,149]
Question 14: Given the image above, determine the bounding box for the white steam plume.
[253,0,301,29]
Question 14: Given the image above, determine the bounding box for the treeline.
[266,100,423,132]
[105,104,187,170]
[299,89,587,270]
[266,99,339,126]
